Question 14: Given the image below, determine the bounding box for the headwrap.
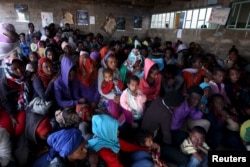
[88,114,120,153]
[38,58,54,88]
[47,128,84,161]
[176,44,187,53]
[124,49,142,73]
[0,127,11,166]
[99,46,109,60]
[102,51,113,68]
[0,22,20,60]
[3,57,29,110]
[90,51,100,60]
[77,52,97,87]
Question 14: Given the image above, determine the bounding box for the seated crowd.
[0,22,250,167]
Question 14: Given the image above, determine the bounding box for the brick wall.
[0,0,150,41]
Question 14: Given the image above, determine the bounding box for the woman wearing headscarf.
[0,57,31,137]
[32,58,57,112]
[88,114,154,167]
[54,56,85,108]
[119,48,144,85]
[77,51,100,108]
[97,51,126,124]
[30,128,89,167]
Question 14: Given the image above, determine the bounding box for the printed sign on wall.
[41,12,53,27]
[209,8,231,25]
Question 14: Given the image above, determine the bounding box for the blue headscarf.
[199,82,211,105]
[47,128,84,161]
[88,114,120,153]
[152,58,164,71]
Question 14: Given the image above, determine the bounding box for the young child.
[182,56,208,90]
[225,67,249,121]
[26,51,38,74]
[180,126,209,167]
[205,94,243,150]
[120,75,147,126]
[199,82,211,114]
[139,58,162,102]
[101,68,124,96]
[134,129,166,167]
[209,67,230,104]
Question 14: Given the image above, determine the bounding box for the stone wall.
[0,0,249,60]
[0,0,150,41]
[148,0,250,61]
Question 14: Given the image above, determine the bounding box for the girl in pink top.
[120,75,146,125]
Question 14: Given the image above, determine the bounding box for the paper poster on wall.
[90,16,95,25]
[41,12,53,27]
[208,8,231,25]
[101,14,116,36]
[62,9,74,24]
[77,10,89,25]
[116,17,126,31]
[175,12,185,29]
[14,4,29,22]
[134,16,142,29]
[177,29,182,39]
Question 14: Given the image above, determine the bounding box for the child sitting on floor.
[120,75,147,127]
[180,126,209,167]
[135,129,167,167]
[101,68,124,96]
[101,68,125,124]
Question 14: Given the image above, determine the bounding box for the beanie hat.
[187,85,204,96]
[0,22,20,59]
[176,44,187,53]
[163,90,185,107]
[240,120,250,142]
[30,43,38,52]
[0,127,11,166]
[199,82,211,90]
[61,41,69,50]
[90,51,100,60]
[35,117,52,138]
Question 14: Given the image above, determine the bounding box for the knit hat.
[176,44,187,53]
[35,117,52,138]
[90,51,100,60]
[30,43,38,52]
[0,22,20,60]
[61,41,69,50]
[163,90,185,107]
[240,120,250,142]
[199,82,211,90]
[0,127,11,166]
[47,128,84,160]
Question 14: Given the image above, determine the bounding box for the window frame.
[150,5,220,29]
[226,0,250,30]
